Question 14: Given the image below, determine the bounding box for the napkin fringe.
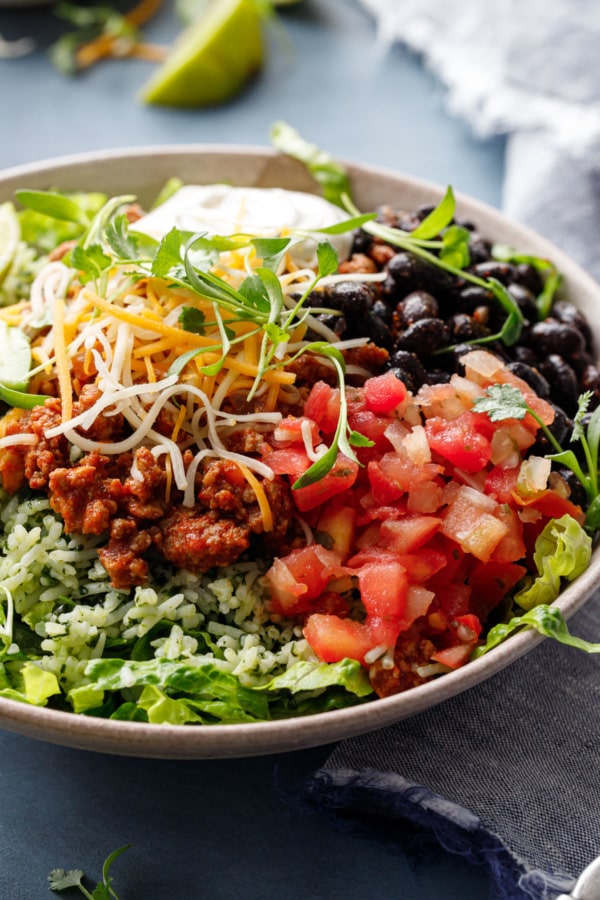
[282,766,575,900]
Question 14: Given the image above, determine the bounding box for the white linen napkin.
[300,4,600,898]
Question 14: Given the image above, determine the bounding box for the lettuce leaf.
[0,661,60,706]
[77,655,373,724]
[18,191,107,253]
[260,658,372,697]
[473,604,600,659]
[514,514,592,611]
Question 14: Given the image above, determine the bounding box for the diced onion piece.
[462,349,506,383]
[517,456,551,495]
[402,425,431,467]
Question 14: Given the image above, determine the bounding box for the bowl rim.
[0,143,599,758]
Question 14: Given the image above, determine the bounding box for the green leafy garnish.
[473,604,600,659]
[178,306,206,334]
[272,127,525,348]
[49,844,131,899]
[514,514,591,610]
[492,245,562,319]
[292,342,374,489]
[270,120,351,207]
[473,384,600,521]
[15,190,91,226]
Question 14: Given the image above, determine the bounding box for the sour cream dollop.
[133,184,353,268]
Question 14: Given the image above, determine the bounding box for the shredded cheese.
[236,462,273,533]
[52,294,73,424]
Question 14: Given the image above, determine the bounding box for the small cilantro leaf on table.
[48,844,131,899]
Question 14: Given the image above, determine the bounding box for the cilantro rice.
[0,489,372,722]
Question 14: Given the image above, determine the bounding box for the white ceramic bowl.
[0,145,599,758]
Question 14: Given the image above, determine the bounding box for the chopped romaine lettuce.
[515,514,592,611]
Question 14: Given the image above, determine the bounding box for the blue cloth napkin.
[299,3,600,897]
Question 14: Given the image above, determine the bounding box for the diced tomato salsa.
[262,351,584,698]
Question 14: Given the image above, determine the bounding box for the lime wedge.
[0,202,20,287]
[141,0,264,107]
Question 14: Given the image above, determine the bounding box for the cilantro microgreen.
[410,186,456,240]
[178,307,206,334]
[270,121,351,207]
[292,342,374,489]
[49,843,131,899]
[492,245,562,319]
[70,243,111,283]
[251,236,291,272]
[473,384,600,525]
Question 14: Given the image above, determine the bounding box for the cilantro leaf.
[48,868,85,891]
[49,844,131,898]
[316,240,339,278]
[70,243,111,283]
[178,307,206,334]
[104,214,140,260]
[472,383,528,421]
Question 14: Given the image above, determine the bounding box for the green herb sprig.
[49,843,131,899]
[473,384,600,529]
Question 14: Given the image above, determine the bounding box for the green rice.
[0,488,313,697]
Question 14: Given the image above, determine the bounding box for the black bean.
[513,262,544,296]
[526,321,584,359]
[322,282,375,318]
[511,345,540,367]
[505,361,550,399]
[507,283,539,323]
[387,350,428,392]
[351,229,372,255]
[468,235,493,264]
[394,318,450,356]
[425,370,452,385]
[372,299,393,325]
[552,300,594,352]
[363,314,394,351]
[313,313,347,338]
[539,355,581,416]
[532,403,571,454]
[447,313,490,342]
[470,260,516,285]
[396,291,439,328]
[581,364,600,408]
[556,468,588,510]
[459,285,493,314]
[386,251,456,298]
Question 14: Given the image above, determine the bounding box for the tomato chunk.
[426,412,492,473]
[363,371,408,414]
[358,561,408,618]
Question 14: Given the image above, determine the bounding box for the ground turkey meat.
[0,400,295,588]
[369,627,436,697]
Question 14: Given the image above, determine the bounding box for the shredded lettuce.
[473,604,600,659]
[474,514,595,659]
[72,656,373,724]
[514,514,592,611]
[0,661,60,706]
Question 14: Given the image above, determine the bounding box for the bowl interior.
[1,145,599,758]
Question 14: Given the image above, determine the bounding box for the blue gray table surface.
[0,2,505,897]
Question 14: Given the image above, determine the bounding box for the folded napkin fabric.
[298,4,600,897]
[358,0,600,282]
[303,590,600,899]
